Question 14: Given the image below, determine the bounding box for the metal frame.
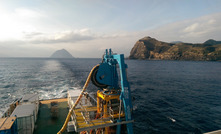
[98,49,134,134]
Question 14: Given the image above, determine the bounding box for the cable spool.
[91,65,108,89]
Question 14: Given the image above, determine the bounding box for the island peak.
[50,49,74,58]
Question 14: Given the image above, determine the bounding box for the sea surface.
[0,58,220,134]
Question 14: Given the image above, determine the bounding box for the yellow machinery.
[96,90,124,133]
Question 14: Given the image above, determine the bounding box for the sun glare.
[0,14,22,40]
[0,8,39,40]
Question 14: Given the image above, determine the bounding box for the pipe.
[57,64,100,134]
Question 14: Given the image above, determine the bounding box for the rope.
[57,64,100,134]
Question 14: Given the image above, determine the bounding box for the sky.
[0,0,221,58]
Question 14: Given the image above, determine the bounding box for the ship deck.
[34,98,71,134]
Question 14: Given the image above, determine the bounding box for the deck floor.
[34,98,73,134]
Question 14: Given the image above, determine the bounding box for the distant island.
[50,49,74,58]
[129,36,221,61]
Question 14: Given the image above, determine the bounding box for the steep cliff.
[129,37,221,61]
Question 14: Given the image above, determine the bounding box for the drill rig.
[59,49,134,134]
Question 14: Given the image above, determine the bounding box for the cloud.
[183,23,199,33]
[0,27,130,47]
[181,17,220,39]
[21,28,130,44]
[22,29,95,44]
[23,32,43,38]
[15,8,45,19]
[0,40,25,46]
[144,12,221,43]
[52,29,95,43]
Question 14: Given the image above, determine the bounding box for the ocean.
[0,58,220,134]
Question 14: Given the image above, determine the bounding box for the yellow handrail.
[57,64,100,134]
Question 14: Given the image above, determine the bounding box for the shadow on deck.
[34,98,74,134]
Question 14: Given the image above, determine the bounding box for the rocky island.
[129,36,221,61]
[50,49,74,58]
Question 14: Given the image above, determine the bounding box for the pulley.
[91,65,108,89]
